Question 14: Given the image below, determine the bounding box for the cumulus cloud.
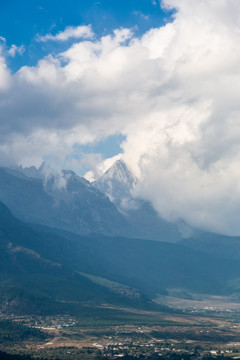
[85,154,123,182]
[8,44,25,57]
[0,46,11,91]
[37,25,94,42]
[1,0,240,234]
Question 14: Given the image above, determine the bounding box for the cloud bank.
[1,1,240,234]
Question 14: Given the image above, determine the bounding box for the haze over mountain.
[93,160,137,209]
[179,232,240,260]
[0,162,184,242]
[0,166,130,237]
[0,201,148,315]
[1,160,240,316]
[1,199,240,315]
[94,159,183,242]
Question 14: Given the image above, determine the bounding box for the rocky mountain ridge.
[93,159,183,242]
[0,162,182,242]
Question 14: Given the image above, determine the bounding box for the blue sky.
[1,0,171,71]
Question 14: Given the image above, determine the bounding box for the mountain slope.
[1,200,240,315]
[0,202,147,314]
[94,160,182,242]
[4,199,239,299]
[0,167,130,237]
[0,165,183,242]
[179,232,240,260]
[94,160,136,207]
[38,227,240,298]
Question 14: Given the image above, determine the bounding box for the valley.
[2,305,240,360]
[153,294,240,313]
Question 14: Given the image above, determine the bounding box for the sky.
[1,0,240,235]
[0,0,170,163]
[0,0,170,70]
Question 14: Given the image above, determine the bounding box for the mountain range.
[0,166,129,237]
[1,160,182,242]
[1,160,240,315]
[1,198,240,315]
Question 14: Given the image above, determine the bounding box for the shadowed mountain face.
[0,201,149,315]
[179,232,240,260]
[94,160,182,242]
[0,164,182,242]
[1,200,240,315]
[0,167,130,237]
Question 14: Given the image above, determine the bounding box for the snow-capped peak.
[103,160,135,186]
[93,159,137,207]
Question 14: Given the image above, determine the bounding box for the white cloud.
[37,25,94,42]
[0,45,11,90]
[1,1,240,234]
[85,154,123,182]
[8,44,25,57]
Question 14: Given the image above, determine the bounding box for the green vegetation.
[1,309,240,360]
[74,307,178,328]
[0,319,48,344]
[0,351,37,360]
[79,273,142,299]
